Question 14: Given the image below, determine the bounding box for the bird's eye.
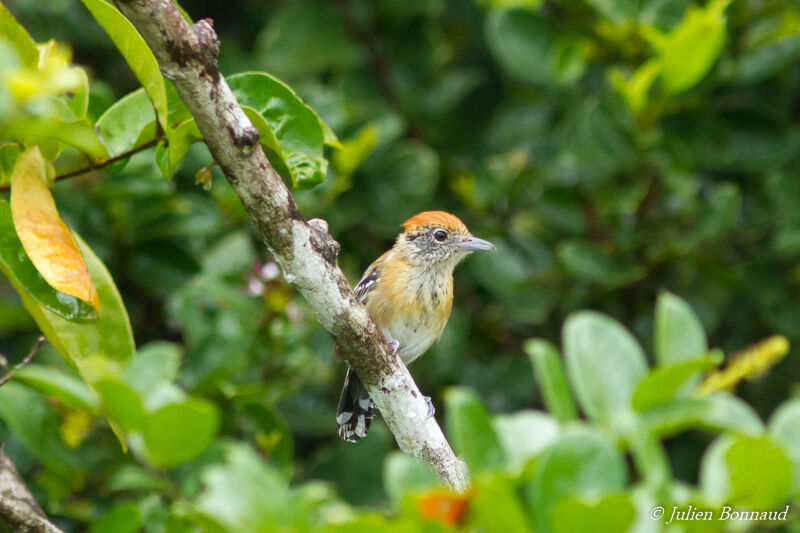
[433,230,448,242]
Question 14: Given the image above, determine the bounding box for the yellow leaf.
[10,147,100,311]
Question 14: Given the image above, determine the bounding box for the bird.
[336,211,496,442]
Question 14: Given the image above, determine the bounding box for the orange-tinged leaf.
[417,489,471,525]
[10,147,100,311]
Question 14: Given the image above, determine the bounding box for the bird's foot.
[388,340,400,355]
[423,395,436,419]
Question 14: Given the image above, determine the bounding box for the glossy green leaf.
[562,311,648,429]
[486,9,553,86]
[228,72,328,188]
[0,200,99,322]
[12,116,108,162]
[0,382,84,476]
[80,0,167,130]
[0,3,38,68]
[15,231,135,371]
[552,494,636,533]
[654,292,708,366]
[644,0,731,94]
[492,410,560,474]
[95,88,157,175]
[525,339,578,421]
[632,357,714,411]
[768,398,800,494]
[445,387,505,473]
[525,428,627,533]
[383,452,440,502]
[14,364,99,413]
[143,398,220,468]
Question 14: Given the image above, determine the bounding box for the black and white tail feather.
[336,367,373,442]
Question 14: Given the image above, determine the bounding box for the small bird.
[336,211,496,442]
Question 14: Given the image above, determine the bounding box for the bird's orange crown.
[401,211,468,234]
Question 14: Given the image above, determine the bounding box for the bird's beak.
[458,236,496,252]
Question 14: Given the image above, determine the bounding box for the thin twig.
[0,137,162,192]
[0,336,46,388]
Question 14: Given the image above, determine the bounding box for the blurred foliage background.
[2,0,800,530]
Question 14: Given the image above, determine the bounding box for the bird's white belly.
[382,321,438,365]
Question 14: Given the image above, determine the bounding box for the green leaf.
[562,311,648,429]
[95,88,157,174]
[492,410,560,474]
[642,393,764,438]
[0,3,38,68]
[486,9,553,86]
[88,503,142,533]
[644,0,731,94]
[655,291,708,365]
[383,452,440,502]
[228,72,328,188]
[195,443,291,532]
[163,118,203,178]
[467,474,533,533]
[123,341,181,396]
[67,67,90,119]
[632,357,715,411]
[80,0,167,130]
[143,398,220,468]
[0,143,21,187]
[701,435,791,510]
[551,494,636,533]
[12,116,108,162]
[525,428,627,533]
[0,200,99,322]
[525,339,578,422]
[13,231,135,373]
[14,364,99,413]
[444,387,505,473]
[768,398,800,494]
[732,35,800,85]
[0,382,84,476]
[94,377,145,433]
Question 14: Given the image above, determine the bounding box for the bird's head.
[397,211,495,268]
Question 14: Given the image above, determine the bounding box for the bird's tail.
[336,367,373,442]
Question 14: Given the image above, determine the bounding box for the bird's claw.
[389,340,400,355]
[423,395,436,419]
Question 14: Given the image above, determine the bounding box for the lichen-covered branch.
[0,447,64,533]
[112,0,469,491]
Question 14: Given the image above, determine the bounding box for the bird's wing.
[354,267,380,304]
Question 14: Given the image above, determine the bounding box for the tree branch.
[112,0,469,491]
[0,447,64,533]
[0,336,46,387]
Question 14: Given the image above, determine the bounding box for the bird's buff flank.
[336,211,495,442]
